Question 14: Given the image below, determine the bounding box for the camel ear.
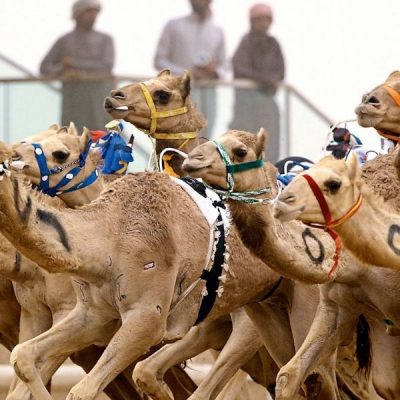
[80,127,91,152]
[180,70,191,100]
[385,71,400,83]
[346,152,361,182]
[48,123,60,131]
[255,128,267,159]
[157,69,171,77]
[68,121,78,136]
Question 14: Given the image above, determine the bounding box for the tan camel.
[274,153,400,270]
[3,124,154,400]
[0,132,340,400]
[6,123,202,400]
[182,128,400,400]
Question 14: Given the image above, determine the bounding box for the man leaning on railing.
[39,0,115,132]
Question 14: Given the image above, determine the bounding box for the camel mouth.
[355,104,385,127]
[10,152,28,170]
[182,158,211,176]
[104,97,134,115]
[273,200,305,222]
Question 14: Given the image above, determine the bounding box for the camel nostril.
[282,194,296,204]
[12,151,21,161]
[111,90,126,100]
[362,93,380,105]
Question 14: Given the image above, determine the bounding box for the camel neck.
[228,200,338,284]
[58,169,105,208]
[334,196,400,269]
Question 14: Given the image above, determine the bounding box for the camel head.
[274,153,362,225]
[183,129,267,192]
[355,71,400,141]
[11,122,93,188]
[104,69,206,136]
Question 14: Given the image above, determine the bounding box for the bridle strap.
[384,85,400,107]
[210,140,271,202]
[32,141,99,197]
[138,82,196,139]
[302,173,363,278]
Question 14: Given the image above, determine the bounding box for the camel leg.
[244,301,296,367]
[9,305,111,400]
[274,294,356,400]
[66,306,173,400]
[188,309,265,400]
[133,316,232,400]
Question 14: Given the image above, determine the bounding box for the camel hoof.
[134,362,174,400]
[276,372,304,400]
[10,344,35,383]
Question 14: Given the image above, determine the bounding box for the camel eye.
[325,179,341,194]
[233,148,247,158]
[52,150,70,163]
[154,90,171,105]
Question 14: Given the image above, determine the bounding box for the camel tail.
[355,314,372,376]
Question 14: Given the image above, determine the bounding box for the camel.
[274,153,400,270]
[181,128,400,400]
[4,123,204,400]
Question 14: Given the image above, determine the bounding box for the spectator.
[154,0,227,139]
[40,0,115,131]
[230,3,285,164]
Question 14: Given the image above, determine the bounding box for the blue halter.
[32,140,99,197]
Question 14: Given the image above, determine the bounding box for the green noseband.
[210,140,271,204]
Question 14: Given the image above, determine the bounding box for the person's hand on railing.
[192,62,218,80]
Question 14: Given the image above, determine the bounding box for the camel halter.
[139,82,197,173]
[302,173,363,278]
[211,140,271,203]
[32,140,99,197]
[376,85,400,143]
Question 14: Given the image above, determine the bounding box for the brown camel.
[182,128,400,400]
[274,153,400,270]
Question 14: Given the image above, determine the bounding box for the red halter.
[302,174,363,278]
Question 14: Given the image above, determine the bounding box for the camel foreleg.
[274,294,356,400]
[133,316,232,400]
[188,308,266,400]
[9,305,111,400]
[66,307,168,400]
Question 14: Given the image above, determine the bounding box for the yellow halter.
[138,82,197,176]
[139,83,197,140]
